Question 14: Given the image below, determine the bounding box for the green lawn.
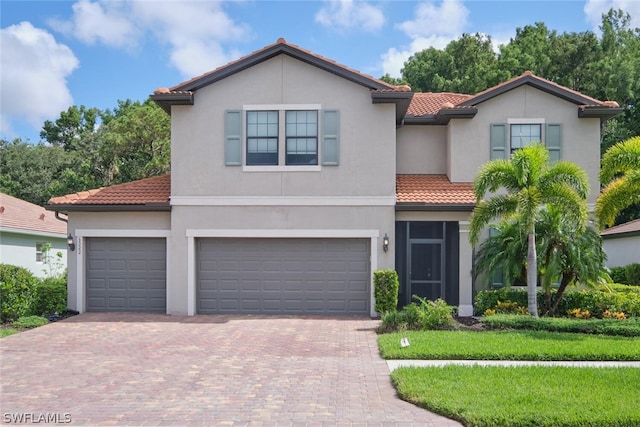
[378,330,640,360]
[0,327,19,338]
[392,365,640,427]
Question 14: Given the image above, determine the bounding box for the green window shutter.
[224,110,242,165]
[322,109,339,166]
[490,124,507,160]
[546,123,562,162]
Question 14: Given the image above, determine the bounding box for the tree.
[596,136,640,229]
[469,144,589,317]
[40,105,100,150]
[498,22,556,78]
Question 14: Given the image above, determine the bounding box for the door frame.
[407,239,445,305]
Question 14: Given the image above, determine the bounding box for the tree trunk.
[527,231,539,317]
[546,275,573,316]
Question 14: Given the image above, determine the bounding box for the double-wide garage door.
[197,238,370,315]
[86,237,166,312]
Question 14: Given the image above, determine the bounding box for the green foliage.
[475,287,640,318]
[379,297,455,332]
[0,264,38,322]
[32,277,67,316]
[625,263,640,286]
[596,136,640,228]
[609,266,628,283]
[373,269,399,314]
[13,316,49,329]
[0,328,19,338]
[481,314,640,337]
[391,366,640,427]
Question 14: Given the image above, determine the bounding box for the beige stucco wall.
[603,236,640,268]
[447,85,602,204]
[0,231,67,279]
[66,211,171,312]
[396,126,447,174]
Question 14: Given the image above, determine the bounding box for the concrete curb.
[387,360,640,371]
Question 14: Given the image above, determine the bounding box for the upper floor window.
[490,121,561,161]
[225,106,338,170]
[247,111,278,165]
[286,110,318,165]
[510,124,541,154]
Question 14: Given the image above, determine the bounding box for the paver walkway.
[0,313,461,426]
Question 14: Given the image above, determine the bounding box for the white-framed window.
[490,120,561,161]
[225,106,338,170]
[35,242,46,263]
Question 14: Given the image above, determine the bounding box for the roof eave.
[45,203,171,213]
[150,92,194,115]
[395,203,475,211]
[578,106,624,123]
[402,107,478,125]
[372,91,414,125]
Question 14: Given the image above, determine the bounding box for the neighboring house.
[1,193,68,278]
[602,218,640,268]
[46,39,621,316]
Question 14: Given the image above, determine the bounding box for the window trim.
[507,118,546,154]
[35,242,46,263]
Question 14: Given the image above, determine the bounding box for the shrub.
[379,297,455,332]
[481,314,640,337]
[373,269,399,314]
[13,315,49,329]
[0,264,38,322]
[609,266,627,284]
[625,263,640,286]
[32,276,67,316]
[475,287,640,318]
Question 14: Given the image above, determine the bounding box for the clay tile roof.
[396,175,475,205]
[47,174,171,207]
[0,193,67,235]
[601,218,640,237]
[407,93,473,116]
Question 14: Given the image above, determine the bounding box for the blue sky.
[2,0,639,143]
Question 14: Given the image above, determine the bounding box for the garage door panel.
[86,237,166,312]
[197,238,370,315]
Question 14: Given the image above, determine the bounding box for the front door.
[409,241,444,303]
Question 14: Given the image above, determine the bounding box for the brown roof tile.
[1,193,67,235]
[47,174,170,206]
[396,175,475,205]
[407,93,473,116]
[601,218,640,237]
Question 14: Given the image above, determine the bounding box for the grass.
[378,330,640,360]
[0,327,19,338]
[391,365,640,427]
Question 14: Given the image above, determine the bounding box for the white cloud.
[0,22,78,137]
[315,0,385,32]
[584,0,640,30]
[48,0,139,49]
[49,0,251,79]
[381,0,469,78]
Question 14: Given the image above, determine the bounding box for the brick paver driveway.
[1,314,461,426]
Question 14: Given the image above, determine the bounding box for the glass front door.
[409,242,444,302]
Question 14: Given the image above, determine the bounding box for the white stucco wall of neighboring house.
[0,230,67,278]
[447,85,602,204]
[603,236,640,268]
[396,125,447,175]
[66,211,171,312]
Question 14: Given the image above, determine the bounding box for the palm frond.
[595,171,640,229]
[600,136,640,184]
[511,143,548,186]
[469,194,519,245]
[541,161,590,200]
[473,160,518,199]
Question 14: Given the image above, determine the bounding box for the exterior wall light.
[67,234,76,251]
[383,233,389,252]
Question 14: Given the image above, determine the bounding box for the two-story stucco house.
[46,39,621,317]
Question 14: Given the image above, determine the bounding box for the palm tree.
[469,143,589,317]
[596,136,640,229]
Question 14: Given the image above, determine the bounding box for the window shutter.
[546,124,562,162]
[224,110,242,165]
[322,109,339,166]
[490,124,507,160]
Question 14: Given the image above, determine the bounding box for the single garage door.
[197,238,370,315]
[86,237,166,312]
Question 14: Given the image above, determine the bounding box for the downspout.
[54,211,68,223]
